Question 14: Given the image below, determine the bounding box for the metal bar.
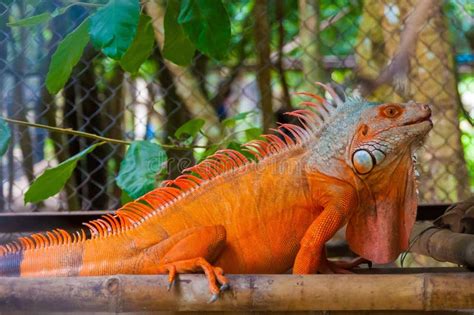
[0,211,112,233]
[0,204,451,233]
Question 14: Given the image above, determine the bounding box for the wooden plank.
[0,273,472,312]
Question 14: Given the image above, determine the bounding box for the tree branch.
[360,0,440,96]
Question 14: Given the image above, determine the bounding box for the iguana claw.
[208,293,219,304]
[167,280,175,291]
[220,283,230,291]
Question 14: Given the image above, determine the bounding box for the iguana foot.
[214,266,230,291]
[160,258,229,302]
[319,256,371,274]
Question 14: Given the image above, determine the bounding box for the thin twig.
[1,117,212,150]
[3,117,130,145]
[62,1,103,8]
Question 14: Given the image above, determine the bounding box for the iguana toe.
[167,280,175,291]
[165,265,177,291]
[208,293,219,304]
[220,283,230,291]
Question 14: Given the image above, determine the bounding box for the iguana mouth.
[402,115,432,126]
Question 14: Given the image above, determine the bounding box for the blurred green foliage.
[4,0,473,203]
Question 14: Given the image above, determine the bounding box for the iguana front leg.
[293,181,356,274]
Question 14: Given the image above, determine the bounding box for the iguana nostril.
[422,104,431,114]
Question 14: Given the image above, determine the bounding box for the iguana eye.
[352,149,375,175]
[382,105,401,118]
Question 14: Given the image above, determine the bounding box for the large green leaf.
[174,118,205,139]
[0,118,11,157]
[163,0,195,66]
[120,14,155,73]
[178,0,231,60]
[116,141,167,199]
[46,18,90,94]
[24,142,103,204]
[89,0,140,60]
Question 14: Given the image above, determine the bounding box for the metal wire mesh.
[0,0,472,212]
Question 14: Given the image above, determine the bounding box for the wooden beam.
[0,273,472,312]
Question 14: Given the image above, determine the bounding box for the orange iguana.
[0,83,432,301]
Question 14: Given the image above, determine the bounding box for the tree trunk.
[298,0,326,89]
[11,3,35,206]
[41,9,81,211]
[275,0,292,111]
[154,48,194,179]
[103,66,125,209]
[69,46,109,210]
[190,52,209,101]
[253,0,274,131]
[145,1,221,141]
[0,3,8,211]
[355,0,470,203]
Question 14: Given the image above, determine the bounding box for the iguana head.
[348,101,432,176]
[345,100,432,264]
[303,84,432,264]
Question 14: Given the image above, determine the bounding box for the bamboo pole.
[0,273,472,312]
[411,223,474,268]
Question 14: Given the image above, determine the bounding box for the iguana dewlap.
[0,83,432,300]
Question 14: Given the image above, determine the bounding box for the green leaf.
[198,144,218,161]
[24,142,103,204]
[244,127,262,141]
[175,118,205,139]
[0,118,11,157]
[8,6,72,27]
[226,141,256,160]
[8,12,51,27]
[178,0,231,60]
[120,14,155,73]
[222,111,256,128]
[120,189,134,205]
[116,141,167,199]
[46,18,90,94]
[89,0,140,60]
[163,0,196,66]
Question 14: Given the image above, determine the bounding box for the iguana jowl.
[0,83,432,300]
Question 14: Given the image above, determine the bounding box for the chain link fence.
[0,0,472,213]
